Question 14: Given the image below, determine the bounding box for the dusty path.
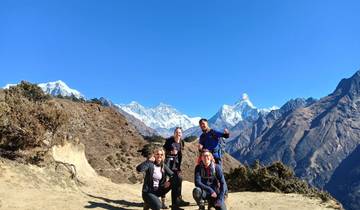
[0,142,341,210]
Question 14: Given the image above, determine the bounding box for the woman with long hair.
[137,146,183,210]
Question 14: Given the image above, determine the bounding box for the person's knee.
[148,200,161,210]
[143,193,161,210]
[192,187,202,200]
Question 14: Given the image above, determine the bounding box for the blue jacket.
[194,162,228,204]
[199,129,229,159]
[136,160,174,193]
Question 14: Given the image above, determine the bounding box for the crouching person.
[136,147,183,210]
[193,149,227,210]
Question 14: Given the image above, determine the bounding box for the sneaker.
[175,197,190,207]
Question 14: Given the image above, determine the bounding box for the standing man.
[198,119,230,166]
[163,127,190,208]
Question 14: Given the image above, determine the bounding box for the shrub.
[143,135,166,143]
[87,98,103,105]
[137,143,164,158]
[225,161,333,202]
[55,93,85,103]
[5,81,50,102]
[183,135,197,143]
[0,81,68,162]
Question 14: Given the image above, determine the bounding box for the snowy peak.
[234,93,255,109]
[210,93,278,129]
[3,83,17,89]
[3,80,84,99]
[116,102,200,132]
[38,80,84,99]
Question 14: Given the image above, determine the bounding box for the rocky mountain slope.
[235,71,360,198]
[227,97,317,160]
[325,144,360,210]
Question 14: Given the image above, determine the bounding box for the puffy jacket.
[194,162,227,204]
[136,160,174,193]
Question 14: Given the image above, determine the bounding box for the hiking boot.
[198,200,205,210]
[198,204,205,210]
[170,205,184,210]
[175,197,190,207]
[143,202,150,210]
[161,197,169,209]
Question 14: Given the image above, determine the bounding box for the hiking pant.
[172,170,182,200]
[192,187,227,210]
[161,170,182,203]
[142,187,171,210]
[143,176,180,210]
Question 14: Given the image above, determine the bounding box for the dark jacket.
[136,160,174,193]
[194,162,227,204]
[163,137,184,171]
[199,129,229,159]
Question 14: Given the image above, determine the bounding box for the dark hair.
[199,118,208,124]
[173,127,182,134]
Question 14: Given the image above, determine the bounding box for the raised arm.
[136,160,152,172]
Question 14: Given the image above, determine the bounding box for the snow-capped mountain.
[38,80,84,99]
[3,80,84,99]
[117,101,201,136]
[209,93,278,130]
[3,83,17,89]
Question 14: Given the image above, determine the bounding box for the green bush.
[56,93,85,103]
[143,135,166,143]
[225,161,333,202]
[137,143,164,158]
[183,135,197,143]
[87,98,103,105]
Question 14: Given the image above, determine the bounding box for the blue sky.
[1,0,359,118]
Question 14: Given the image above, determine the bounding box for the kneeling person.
[136,147,183,210]
[193,149,227,210]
